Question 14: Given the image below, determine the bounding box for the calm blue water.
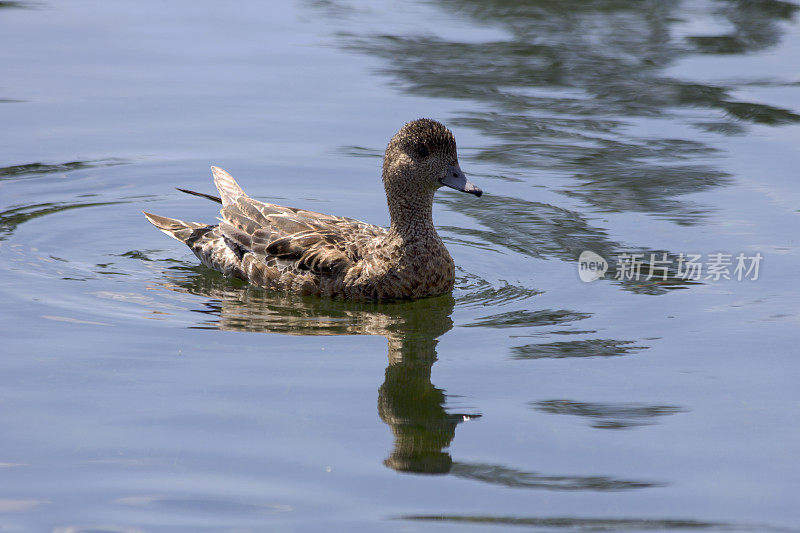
[1,1,799,531]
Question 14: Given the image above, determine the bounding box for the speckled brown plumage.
[144,119,481,300]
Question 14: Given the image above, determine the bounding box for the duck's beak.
[440,163,482,197]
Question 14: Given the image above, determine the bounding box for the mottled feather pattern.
[145,192,405,298]
[144,119,478,300]
[211,166,246,206]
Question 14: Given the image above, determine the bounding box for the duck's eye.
[416,146,430,159]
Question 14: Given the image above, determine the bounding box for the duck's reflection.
[379,308,480,474]
[162,266,479,474]
[158,265,663,489]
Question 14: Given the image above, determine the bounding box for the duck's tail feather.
[211,166,246,207]
[176,187,222,204]
[143,211,209,243]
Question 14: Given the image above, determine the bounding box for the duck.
[143,118,482,300]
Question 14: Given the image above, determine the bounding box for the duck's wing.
[211,167,385,276]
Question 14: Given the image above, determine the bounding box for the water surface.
[1,1,799,531]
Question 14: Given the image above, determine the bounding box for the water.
[1,0,799,531]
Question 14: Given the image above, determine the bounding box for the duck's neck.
[387,188,439,242]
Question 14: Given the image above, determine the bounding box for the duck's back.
[145,167,393,298]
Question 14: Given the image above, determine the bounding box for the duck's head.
[383,119,482,200]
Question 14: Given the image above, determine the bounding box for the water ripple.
[532,399,686,429]
[465,309,591,329]
[451,462,663,491]
[397,514,781,531]
[511,339,646,359]
[0,158,128,181]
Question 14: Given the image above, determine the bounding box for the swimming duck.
[144,118,482,300]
